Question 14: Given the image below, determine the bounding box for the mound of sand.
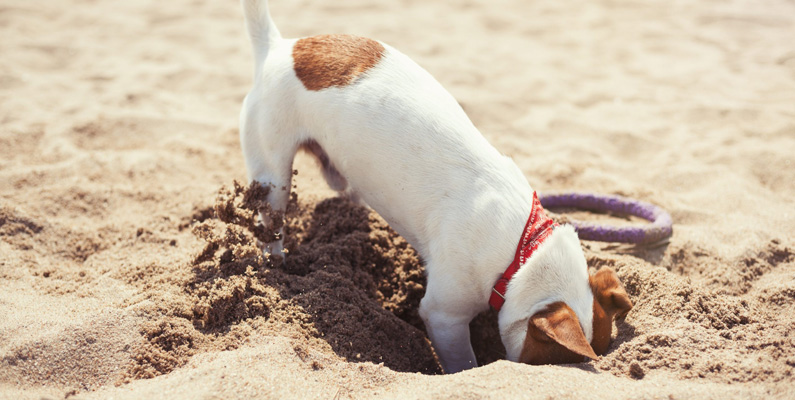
[120,181,440,380]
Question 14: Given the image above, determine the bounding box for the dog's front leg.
[419,279,479,374]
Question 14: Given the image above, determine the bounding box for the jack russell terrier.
[238,0,633,373]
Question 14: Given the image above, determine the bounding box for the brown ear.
[529,302,598,361]
[589,267,633,320]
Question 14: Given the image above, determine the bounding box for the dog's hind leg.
[300,139,348,191]
[239,95,298,256]
[300,139,364,204]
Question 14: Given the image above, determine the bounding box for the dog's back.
[240,0,532,260]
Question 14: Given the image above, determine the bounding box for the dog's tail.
[241,0,281,66]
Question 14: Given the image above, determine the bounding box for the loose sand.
[1,0,794,398]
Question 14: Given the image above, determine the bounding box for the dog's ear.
[589,267,633,320]
[524,302,598,363]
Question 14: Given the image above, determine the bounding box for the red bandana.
[489,192,559,311]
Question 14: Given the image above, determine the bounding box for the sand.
[1,0,794,398]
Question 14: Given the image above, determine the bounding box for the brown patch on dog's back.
[292,34,385,91]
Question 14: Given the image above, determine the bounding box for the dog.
[238,0,633,373]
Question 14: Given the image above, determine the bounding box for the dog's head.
[498,225,632,364]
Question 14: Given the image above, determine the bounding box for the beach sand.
[1,0,794,398]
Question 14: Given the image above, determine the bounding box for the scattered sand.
[1,0,794,398]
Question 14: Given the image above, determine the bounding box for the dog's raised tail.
[241,0,281,65]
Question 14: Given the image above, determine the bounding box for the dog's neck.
[489,191,559,311]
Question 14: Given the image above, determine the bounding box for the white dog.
[238,0,632,373]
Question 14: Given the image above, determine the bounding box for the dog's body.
[239,0,631,374]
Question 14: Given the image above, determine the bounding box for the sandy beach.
[1,0,794,398]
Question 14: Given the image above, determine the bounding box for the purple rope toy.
[538,192,673,245]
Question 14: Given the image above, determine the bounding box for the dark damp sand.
[1,0,794,398]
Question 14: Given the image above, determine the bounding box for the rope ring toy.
[538,192,673,245]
